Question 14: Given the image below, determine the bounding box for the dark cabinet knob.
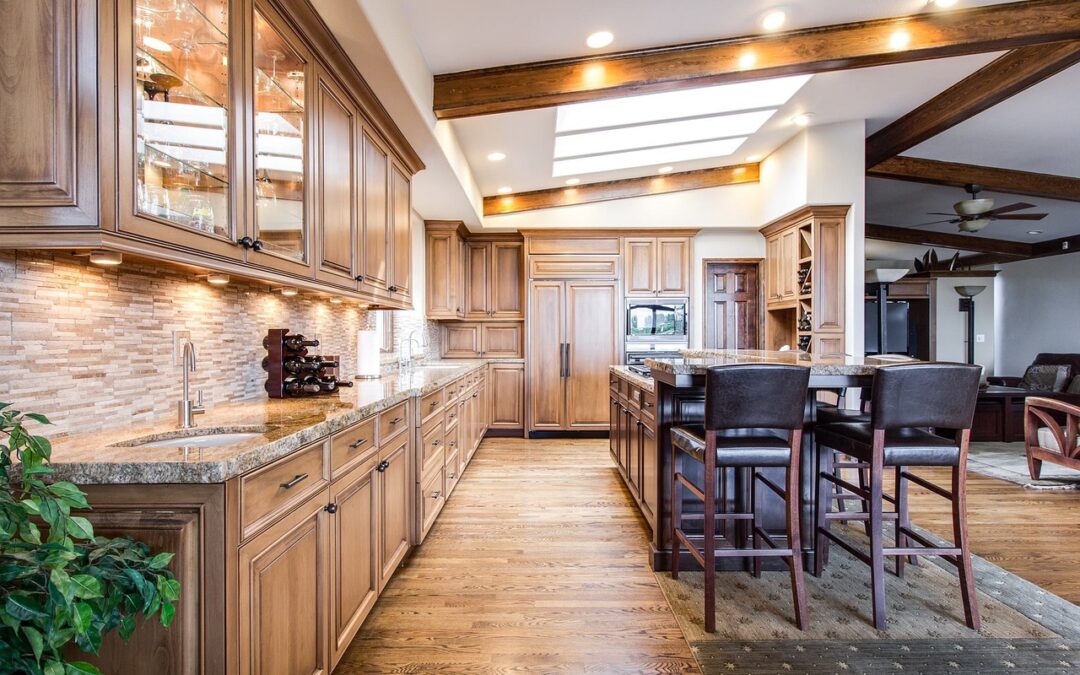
[375,460,389,473]
[388,285,398,292]
[252,239,264,251]
[237,236,254,249]
[355,275,364,282]
[324,503,338,514]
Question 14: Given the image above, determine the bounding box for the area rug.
[656,526,1080,674]
[967,441,1080,490]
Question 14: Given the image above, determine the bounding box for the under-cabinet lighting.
[277,286,299,297]
[329,297,343,304]
[89,250,123,266]
[206,273,230,285]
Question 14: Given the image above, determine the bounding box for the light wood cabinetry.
[622,236,691,297]
[464,241,492,318]
[761,205,849,354]
[425,223,525,321]
[424,221,467,319]
[328,455,378,665]
[377,434,411,590]
[488,362,525,430]
[439,322,523,358]
[0,0,420,309]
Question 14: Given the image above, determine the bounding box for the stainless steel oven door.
[625,299,688,344]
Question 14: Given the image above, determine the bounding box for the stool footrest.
[675,472,706,501]
[900,471,953,500]
[752,471,787,498]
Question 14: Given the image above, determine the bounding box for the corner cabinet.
[425,223,524,321]
[0,0,422,309]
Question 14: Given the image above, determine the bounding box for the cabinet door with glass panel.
[119,0,245,260]
[246,0,314,276]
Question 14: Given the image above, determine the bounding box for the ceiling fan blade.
[910,219,956,228]
[984,202,1037,216]
[927,212,959,217]
[994,213,1048,221]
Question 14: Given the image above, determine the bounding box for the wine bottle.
[283,334,319,351]
[284,377,321,396]
[283,358,338,375]
[318,377,355,393]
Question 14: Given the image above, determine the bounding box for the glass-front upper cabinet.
[122,0,241,258]
[249,3,312,274]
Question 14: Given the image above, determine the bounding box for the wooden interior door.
[704,261,760,350]
[565,281,618,430]
[528,280,565,430]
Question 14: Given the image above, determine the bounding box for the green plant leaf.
[24,412,51,425]
[69,602,92,635]
[49,567,74,603]
[160,600,175,628]
[23,625,44,662]
[157,576,181,602]
[118,614,136,641]
[148,552,174,570]
[64,662,102,675]
[44,660,65,675]
[65,516,94,541]
[69,574,103,599]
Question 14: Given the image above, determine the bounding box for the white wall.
[758,131,808,224]
[995,254,1080,375]
[935,277,995,376]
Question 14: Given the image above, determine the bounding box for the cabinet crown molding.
[759,205,851,237]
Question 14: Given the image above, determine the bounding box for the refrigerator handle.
[559,343,566,378]
[564,343,571,378]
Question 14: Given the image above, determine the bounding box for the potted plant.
[0,403,180,675]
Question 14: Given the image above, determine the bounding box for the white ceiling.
[451,54,1000,195]
[402,0,1014,74]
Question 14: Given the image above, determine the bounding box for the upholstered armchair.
[1024,397,1080,480]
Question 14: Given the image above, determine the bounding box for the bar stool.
[670,364,811,632]
[817,387,873,526]
[814,362,982,631]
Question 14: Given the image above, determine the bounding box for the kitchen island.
[611,350,905,572]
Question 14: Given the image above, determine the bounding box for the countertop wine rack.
[263,329,354,398]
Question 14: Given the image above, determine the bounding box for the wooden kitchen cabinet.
[441,323,482,358]
[425,221,466,319]
[426,223,524,322]
[328,455,378,666]
[464,241,491,318]
[765,229,799,306]
[440,322,523,358]
[389,162,412,303]
[314,68,358,289]
[488,362,525,429]
[378,434,411,589]
[622,236,691,297]
[608,375,659,531]
[361,130,390,295]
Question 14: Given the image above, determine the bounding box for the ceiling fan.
[913,184,1048,233]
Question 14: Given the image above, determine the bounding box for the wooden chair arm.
[1026,396,1080,417]
[1025,397,1079,458]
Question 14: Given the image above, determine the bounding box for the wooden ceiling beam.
[483,164,759,216]
[958,234,1080,267]
[868,156,1080,203]
[865,223,1033,256]
[865,42,1080,167]
[433,0,1080,119]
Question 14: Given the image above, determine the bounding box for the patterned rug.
[656,527,1080,674]
[967,442,1080,490]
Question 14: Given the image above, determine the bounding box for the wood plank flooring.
[336,437,700,674]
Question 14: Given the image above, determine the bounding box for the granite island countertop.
[609,365,655,393]
[45,360,493,485]
[647,349,915,377]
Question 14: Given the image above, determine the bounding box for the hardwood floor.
[336,437,699,674]
[909,467,1080,604]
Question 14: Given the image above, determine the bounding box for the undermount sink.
[114,426,275,449]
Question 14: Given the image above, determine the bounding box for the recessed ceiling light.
[738,51,757,70]
[790,112,815,127]
[487,151,506,161]
[586,30,614,49]
[761,10,786,31]
[553,137,745,176]
[142,35,173,52]
[889,29,912,50]
[554,109,775,159]
[556,75,811,133]
[929,0,959,7]
[89,250,123,266]
[206,273,230,285]
[657,166,674,174]
[1027,230,1043,235]
[565,178,580,185]
[497,186,513,194]
[746,154,763,162]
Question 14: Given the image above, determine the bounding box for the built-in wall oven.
[625,298,689,366]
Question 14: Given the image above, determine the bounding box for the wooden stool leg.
[671,444,682,579]
[894,466,906,578]
[858,462,872,537]
[786,464,809,630]
[751,470,763,578]
[869,433,887,631]
[814,445,830,577]
[952,462,981,631]
[703,451,717,633]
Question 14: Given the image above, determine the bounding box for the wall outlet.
[976,334,986,343]
[173,330,191,366]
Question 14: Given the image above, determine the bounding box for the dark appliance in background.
[263,329,354,398]
[864,300,913,355]
[625,298,689,375]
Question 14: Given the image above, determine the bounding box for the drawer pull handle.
[280,473,308,489]
[389,416,403,425]
[324,503,338,514]
[349,438,369,449]
[431,490,441,499]
[643,401,654,408]
[449,472,456,480]
[449,440,457,447]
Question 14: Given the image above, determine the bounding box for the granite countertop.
[648,349,916,376]
[46,361,489,485]
[609,365,655,393]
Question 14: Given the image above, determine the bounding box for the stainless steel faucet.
[178,339,205,429]
[399,329,423,370]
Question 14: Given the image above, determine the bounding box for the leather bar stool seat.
[816,406,871,425]
[672,426,793,467]
[816,423,961,467]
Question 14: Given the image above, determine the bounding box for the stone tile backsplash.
[0,250,439,437]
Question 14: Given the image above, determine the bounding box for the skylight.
[553,110,775,159]
[555,75,811,133]
[553,137,747,177]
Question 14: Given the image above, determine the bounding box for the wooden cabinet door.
[813,217,846,336]
[528,280,565,430]
[389,163,411,301]
[442,323,482,358]
[377,436,410,590]
[490,241,524,318]
[464,241,491,318]
[657,237,690,296]
[478,380,489,439]
[313,69,356,289]
[623,237,657,296]
[641,420,658,526]
[426,229,460,318]
[481,323,523,358]
[610,396,621,464]
[765,235,781,303]
[780,228,799,300]
[566,282,619,430]
[328,457,378,666]
[360,129,389,294]
[489,363,525,429]
[627,414,641,498]
[238,490,330,675]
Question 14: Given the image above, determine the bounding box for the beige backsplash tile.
[0,250,439,438]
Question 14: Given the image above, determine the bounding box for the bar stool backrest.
[704,364,810,431]
[870,362,982,431]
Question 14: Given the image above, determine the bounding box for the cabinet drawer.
[445,448,462,496]
[330,417,377,479]
[445,420,461,458]
[419,463,445,540]
[420,389,444,423]
[445,403,460,430]
[379,402,409,442]
[241,441,329,539]
[528,255,618,279]
[641,390,657,422]
[444,379,460,403]
[526,237,620,255]
[420,416,445,478]
[628,386,642,410]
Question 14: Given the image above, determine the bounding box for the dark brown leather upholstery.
[816,406,871,425]
[671,425,792,466]
[815,424,960,466]
[702,364,810,431]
